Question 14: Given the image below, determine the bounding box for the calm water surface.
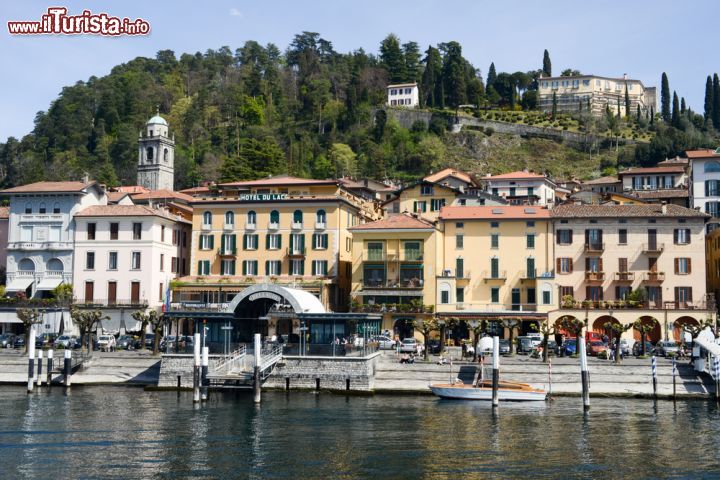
[0,386,719,479]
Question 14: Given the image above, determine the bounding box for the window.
[491,287,500,303]
[87,223,96,240]
[270,210,280,226]
[526,221,535,228]
[420,185,434,195]
[675,258,691,274]
[674,229,690,245]
[266,260,282,276]
[441,290,450,304]
[618,229,627,244]
[556,229,573,245]
[290,233,305,254]
[172,229,179,245]
[557,258,573,274]
[171,257,178,273]
[247,211,256,225]
[704,161,720,173]
[316,209,326,224]
[290,259,305,276]
[243,234,258,250]
[491,234,499,249]
[146,146,154,161]
[490,257,499,278]
[39,203,46,214]
[674,287,693,305]
[559,286,574,299]
[706,202,720,217]
[131,252,141,270]
[183,232,187,247]
[456,222,464,229]
[110,223,119,240]
[199,234,214,250]
[619,257,628,272]
[132,223,142,240]
[49,226,60,241]
[456,287,464,303]
[527,288,536,304]
[197,260,211,276]
[293,210,303,225]
[222,260,237,276]
[224,211,234,226]
[24,203,31,214]
[456,234,464,249]
[616,286,632,300]
[585,229,603,248]
[586,286,603,301]
[413,201,427,213]
[509,187,516,197]
[312,233,328,250]
[202,211,212,226]
[161,225,165,242]
[542,284,552,305]
[312,260,328,276]
[490,221,499,228]
[85,252,95,270]
[108,252,118,270]
[160,254,165,271]
[586,257,602,272]
[267,234,282,250]
[367,242,384,261]
[404,241,421,261]
[164,148,169,162]
[526,234,535,249]
[430,198,445,211]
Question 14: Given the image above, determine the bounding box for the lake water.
[1,386,719,479]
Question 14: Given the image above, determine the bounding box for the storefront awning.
[5,277,34,292]
[36,277,63,291]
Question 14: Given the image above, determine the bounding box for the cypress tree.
[660,72,671,122]
[671,91,680,127]
[624,83,630,118]
[650,107,654,125]
[680,97,686,114]
[487,62,497,90]
[551,92,557,119]
[421,46,442,107]
[542,49,552,77]
[704,75,713,122]
[636,104,641,122]
[380,34,406,83]
[617,96,621,118]
[713,73,720,130]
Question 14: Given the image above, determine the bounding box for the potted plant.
[562,295,575,309]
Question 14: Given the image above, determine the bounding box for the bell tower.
[138,110,175,190]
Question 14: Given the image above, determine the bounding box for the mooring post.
[578,339,590,411]
[63,349,72,388]
[27,325,36,394]
[672,357,677,400]
[46,349,53,386]
[491,336,499,408]
[201,346,209,402]
[713,355,720,401]
[253,333,261,404]
[548,356,553,400]
[193,333,201,403]
[36,350,43,387]
[651,355,658,399]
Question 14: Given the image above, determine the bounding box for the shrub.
[484,127,494,136]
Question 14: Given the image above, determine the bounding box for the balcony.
[641,243,664,254]
[643,271,665,283]
[315,221,326,230]
[73,298,149,309]
[218,247,237,257]
[400,251,424,262]
[291,221,303,230]
[245,222,256,231]
[8,241,73,251]
[223,223,235,231]
[482,270,507,282]
[436,302,538,313]
[614,272,635,282]
[584,243,605,254]
[585,271,605,282]
[201,223,212,231]
[361,278,424,289]
[363,251,388,262]
[268,221,279,231]
[351,302,433,314]
[286,247,306,258]
[520,270,537,281]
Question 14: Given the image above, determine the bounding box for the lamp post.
[608,306,614,346]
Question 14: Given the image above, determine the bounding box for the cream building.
[550,204,712,343]
[387,83,419,108]
[538,74,656,117]
[482,171,559,205]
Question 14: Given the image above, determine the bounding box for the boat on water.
[429,379,547,401]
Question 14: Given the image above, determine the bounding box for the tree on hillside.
[487,62,497,90]
[380,34,406,83]
[671,91,680,127]
[421,46,442,107]
[551,92,558,119]
[560,69,582,77]
[542,49,552,77]
[661,72,671,122]
[680,97,686,114]
[713,74,720,131]
[402,41,422,84]
[624,83,631,118]
[441,41,467,116]
[704,75,714,125]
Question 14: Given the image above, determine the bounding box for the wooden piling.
[193,333,201,403]
[46,350,53,386]
[201,346,209,402]
[27,325,35,394]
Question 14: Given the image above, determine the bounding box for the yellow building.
[174,176,382,315]
[706,227,720,305]
[436,206,556,335]
[348,213,439,338]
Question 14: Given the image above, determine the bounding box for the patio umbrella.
[58,312,65,335]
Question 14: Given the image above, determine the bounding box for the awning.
[5,277,34,292]
[36,277,63,291]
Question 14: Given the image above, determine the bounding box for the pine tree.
[442,41,467,113]
[542,49,552,77]
[636,104,641,122]
[704,75,713,122]
[660,72,671,122]
[402,41,422,83]
[616,95,621,118]
[624,83,630,118]
[487,62,497,90]
[713,73,720,131]
[671,91,680,127]
[380,34,406,83]
[421,46,442,108]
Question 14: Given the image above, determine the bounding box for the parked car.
[498,339,511,355]
[372,335,396,350]
[427,339,441,354]
[587,340,609,356]
[54,335,78,349]
[0,333,16,348]
[144,333,155,349]
[562,339,578,356]
[633,341,654,356]
[517,337,535,355]
[116,335,134,350]
[13,335,26,349]
[399,338,420,353]
[34,335,45,348]
[545,340,558,356]
[159,335,177,351]
[97,335,117,352]
[619,339,631,357]
[655,340,680,357]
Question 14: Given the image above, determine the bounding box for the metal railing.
[643,271,666,282]
[641,243,664,253]
[73,299,149,308]
[614,272,635,282]
[286,247,306,256]
[585,271,605,281]
[482,270,507,280]
[213,345,247,374]
[584,242,605,253]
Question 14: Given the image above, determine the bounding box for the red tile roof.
[485,171,546,180]
[440,205,551,220]
[618,166,685,175]
[131,189,194,203]
[220,175,338,188]
[349,213,434,230]
[685,149,720,159]
[107,191,131,203]
[114,185,150,194]
[0,181,97,194]
[179,186,212,195]
[424,168,476,185]
[582,175,620,185]
[551,203,708,218]
[75,205,190,223]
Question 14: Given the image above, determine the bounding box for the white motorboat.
[429,379,547,401]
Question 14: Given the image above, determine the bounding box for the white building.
[138,113,175,191]
[482,171,558,205]
[0,180,106,298]
[387,83,419,108]
[688,148,720,232]
[72,204,191,333]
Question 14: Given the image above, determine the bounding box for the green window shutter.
[300,260,305,275]
[312,234,317,249]
[266,234,270,249]
[221,234,226,252]
[300,234,305,252]
[243,234,248,250]
[290,234,294,250]
[232,234,237,252]
[413,201,417,213]
[230,261,235,275]
[242,261,247,276]
[322,234,328,247]
[312,261,316,276]
[209,235,215,249]
[278,234,282,249]
[197,261,202,275]
[265,260,269,275]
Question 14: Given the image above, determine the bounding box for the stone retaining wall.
[264,353,379,391]
[157,354,223,388]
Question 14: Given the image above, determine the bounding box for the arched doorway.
[554,316,580,337]
[633,316,661,344]
[592,316,621,343]
[393,318,415,340]
[673,316,699,343]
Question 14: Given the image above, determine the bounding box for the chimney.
[623,73,628,80]
[82,172,90,184]
[661,201,667,214]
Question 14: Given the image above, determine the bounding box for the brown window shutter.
[599,258,603,272]
[556,258,561,272]
[569,259,573,273]
[688,258,692,273]
[585,257,590,270]
[674,258,679,274]
[688,287,693,302]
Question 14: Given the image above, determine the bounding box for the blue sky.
[1,0,717,141]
